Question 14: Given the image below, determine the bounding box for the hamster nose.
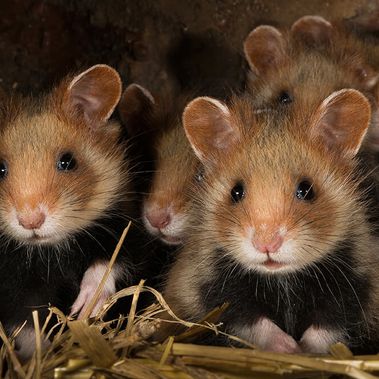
[253,234,283,254]
[145,208,171,229]
[18,210,46,230]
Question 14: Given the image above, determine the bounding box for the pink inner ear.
[311,89,371,156]
[65,65,121,130]
[183,97,238,164]
[318,120,340,149]
[71,93,103,124]
[212,114,235,150]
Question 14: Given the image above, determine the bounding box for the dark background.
[0,0,378,96]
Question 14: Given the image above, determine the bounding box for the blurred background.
[0,0,378,96]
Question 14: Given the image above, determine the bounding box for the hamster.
[0,65,140,358]
[163,90,379,354]
[291,15,379,151]
[243,17,379,149]
[119,84,202,246]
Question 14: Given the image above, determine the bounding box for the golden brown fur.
[121,87,202,244]
[0,71,130,246]
[244,18,379,152]
[148,121,199,215]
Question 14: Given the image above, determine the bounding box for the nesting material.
[1,230,379,379]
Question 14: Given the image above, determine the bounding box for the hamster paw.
[14,326,51,362]
[241,317,302,354]
[299,325,345,354]
[264,332,302,354]
[70,261,117,319]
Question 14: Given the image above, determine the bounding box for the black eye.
[278,91,293,104]
[57,152,77,171]
[0,161,7,179]
[195,168,205,182]
[231,182,245,203]
[296,180,315,201]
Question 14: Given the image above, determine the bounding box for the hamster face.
[248,50,371,114]
[0,108,125,246]
[0,65,125,247]
[143,124,200,245]
[244,21,378,113]
[183,91,370,276]
[200,126,356,274]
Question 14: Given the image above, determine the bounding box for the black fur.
[0,212,156,342]
[198,238,375,352]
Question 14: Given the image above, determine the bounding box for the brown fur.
[291,16,379,87]
[0,67,129,246]
[148,123,198,213]
[244,18,379,152]
[119,84,201,243]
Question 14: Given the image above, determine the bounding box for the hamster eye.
[195,168,205,182]
[0,161,8,180]
[57,152,77,171]
[278,91,293,105]
[296,180,315,201]
[231,182,245,203]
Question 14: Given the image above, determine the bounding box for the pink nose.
[18,210,46,230]
[253,234,283,254]
[145,208,171,230]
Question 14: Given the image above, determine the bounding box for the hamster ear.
[64,64,122,129]
[291,15,333,46]
[310,89,371,157]
[118,84,155,136]
[183,97,238,164]
[243,25,287,76]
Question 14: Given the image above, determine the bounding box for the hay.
[1,228,379,379]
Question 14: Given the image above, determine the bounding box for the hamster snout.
[143,204,185,245]
[143,194,189,245]
[252,229,284,254]
[17,208,46,230]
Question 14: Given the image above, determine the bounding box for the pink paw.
[264,332,302,353]
[71,262,118,319]
[247,317,302,354]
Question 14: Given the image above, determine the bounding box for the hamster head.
[243,21,379,112]
[143,124,201,245]
[120,84,200,245]
[0,64,126,246]
[183,90,371,274]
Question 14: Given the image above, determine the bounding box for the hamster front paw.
[71,261,118,319]
[299,325,345,354]
[237,317,302,353]
[264,332,302,354]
